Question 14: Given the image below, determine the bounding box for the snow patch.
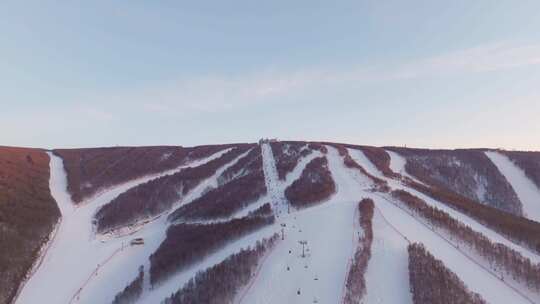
[485,151,540,223]
[473,174,487,203]
[385,150,421,182]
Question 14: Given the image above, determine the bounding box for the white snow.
[179,195,270,226]
[75,149,252,304]
[402,186,540,262]
[160,152,173,162]
[363,208,413,304]
[282,151,322,188]
[351,145,540,303]
[473,174,487,203]
[131,144,325,303]
[15,148,237,304]
[352,149,540,263]
[137,225,279,304]
[17,144,540,304]
[349,148,386,180]
[260,142,322,217]
[346,146,539,303]
[485,151,540,223]
[386,150,413,179]
[370,193,537,304]
[260,143,286,215]
[239,146,358,304]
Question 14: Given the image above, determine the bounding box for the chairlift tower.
[299,240,308,258]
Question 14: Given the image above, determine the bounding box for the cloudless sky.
[2,1,540,150]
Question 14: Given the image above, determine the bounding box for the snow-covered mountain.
[2,141,540,304]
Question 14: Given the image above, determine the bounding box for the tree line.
[331,143,390,192]
[343,198,374,304]
[170,146,267,222]
[355,145,398,178]
[217,146,262,185]
[94,146,249,234]
[149,214,275,286]
[284,156,336,208]
[403,177,540,254]
[269,141,312,180]
[393,190,540,293]
[0,147,60,304]
[169,170,267,222]
[399,148,522,215]
[112,265,144,304]
[408,243,487,304]
[307,142,328,154]
[54,144,243,204]
[247,203,273,218]
[503,150,540,190]
[163,234,279,304]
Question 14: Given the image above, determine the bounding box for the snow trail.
[75,148,233,208]
[375,193,538,304]
[18,144,540,304]
[329,148,413,304]
[235,239,281,304]
[137,144,327,303]
[15,149,236,304]
[281,150,322,188]
[74,149,252,304]
[363,207,413,304]
[371,193,535,304]
[349,148,540,262]
[137,225,279,304]
[239,146,358,304]
[103,145,324,303]
[260,142,287,215]
[485,151,540,222]
[386,150,413,179]
[260,142,322,215]
[48,152,76,215]
[349,148,540,302]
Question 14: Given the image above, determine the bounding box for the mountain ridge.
[2,141,540,304]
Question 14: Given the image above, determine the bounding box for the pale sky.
[2,1,540,150]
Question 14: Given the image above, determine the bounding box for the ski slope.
[260,143,286,215]
[372,193,536,304]
[239,147,359,304]
[349,147,540,302]
[349,148,540,263]
[363,207,413,304]
[14,143,540,304]
[386,149,416,180]
[485,151,540,222]
[261,142,322,216]
[137,144,326,303]
[15,149,235,304]
[77,149,252,304]
[137,225,279,304]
